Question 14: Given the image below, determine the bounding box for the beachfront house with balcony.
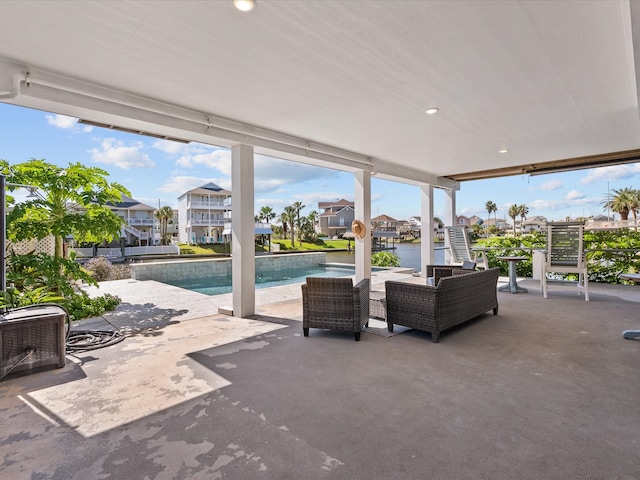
[318,199,354,238]
[178,183,232,244]
[101,195,157,246]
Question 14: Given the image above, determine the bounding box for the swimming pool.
[129,252,382,296]
[161,263,361,296]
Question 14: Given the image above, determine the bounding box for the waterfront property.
[1,273,639,479]
[177,182,232,244]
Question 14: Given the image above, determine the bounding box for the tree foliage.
[2,159,131,257]
[155,205,174,245]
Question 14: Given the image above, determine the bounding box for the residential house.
[408,216,445,238]
[318,199,354,238]
[178,183,232,244]
[521,215,548,233]
[455,215,471,227]
[484,217,510,232]
[108,195,157,246]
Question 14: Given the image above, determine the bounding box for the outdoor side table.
[619,273,640,339]
[369,291,386,320]
[497,256,528,294]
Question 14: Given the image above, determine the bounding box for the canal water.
[327,242,444,272]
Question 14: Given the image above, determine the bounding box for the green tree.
[292,201,305,242]
[2,159,130,258]
[518,204,529,226]
[277,210,290,240]
[283,206,296,246]
[508,204,519,236]
[602,187,637,221]
[154,205,174,245]
[259,205,276,223]
[485,200,497,237]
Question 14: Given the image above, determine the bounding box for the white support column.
[231,144,255,318]
[354,170,371,282]
[420,184,435,273]
[443,187,457,264]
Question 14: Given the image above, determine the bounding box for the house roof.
[180,183,232,198]
[1,2,640,184]
[107,195,155,211]
[318,199,354,209]
[372,214,398,223]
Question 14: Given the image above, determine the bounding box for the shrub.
[83,256,116,281]
[61,291,121,321]
[371,251,400,267]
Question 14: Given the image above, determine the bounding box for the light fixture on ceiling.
[425,107,439,115]
[499,148,509,154]
[233,0,256,12]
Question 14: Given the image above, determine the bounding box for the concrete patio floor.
[1,270,639,479]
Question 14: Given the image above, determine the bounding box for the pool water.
[162,264,366,296]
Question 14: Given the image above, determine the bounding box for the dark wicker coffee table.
[369,291,386,320]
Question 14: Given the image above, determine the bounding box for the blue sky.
[1,102,639,223]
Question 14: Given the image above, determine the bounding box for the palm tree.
[518,204,529,228]
[283,205,297,246]
[485,200,497,237]
[154,205,174,245]
[292,201,305,243]
[259,205,276,223]
[277,210,289,240]
[508,204,519,236]
[602,187,636,221]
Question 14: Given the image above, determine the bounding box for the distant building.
[484,217,510,231]
[318,199,354,238]
[520,215,548,233]
[108,195,157,246]
[178,182,232,244]
[455,215,471,227]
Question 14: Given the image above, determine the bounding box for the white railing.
[188,219,226,226]
[72,247,94,258]
[125,245,179,256]
[71,245,179,259]
[188,200,231,209]
[97,248,123,258]
[127,218,155,226]
[124,224,150,239]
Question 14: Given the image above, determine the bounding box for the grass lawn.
[179,239,350,255]
[273,239,351,251]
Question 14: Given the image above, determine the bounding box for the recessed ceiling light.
[233,0,255,12]
[499,148,509,154]
[425,107,439,115]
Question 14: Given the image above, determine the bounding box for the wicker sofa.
[385,267,500,342]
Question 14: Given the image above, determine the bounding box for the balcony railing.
[188,200,232,209]
[187,219,226,226]
[127,218,155,226]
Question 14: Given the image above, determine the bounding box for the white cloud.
[46,114,77,129]
[176,148,231,174]
[566,190,585,200]
[157,175,230,194]
[532,179,563,191]
[254,156,340,194]
[580,164,640,184]
[90,138,156,169]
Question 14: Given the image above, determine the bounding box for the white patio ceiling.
[1,1,640,186]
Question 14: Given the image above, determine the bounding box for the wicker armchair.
[426,260,476,286]
[302,277,370,341]
[386,268,499,343]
